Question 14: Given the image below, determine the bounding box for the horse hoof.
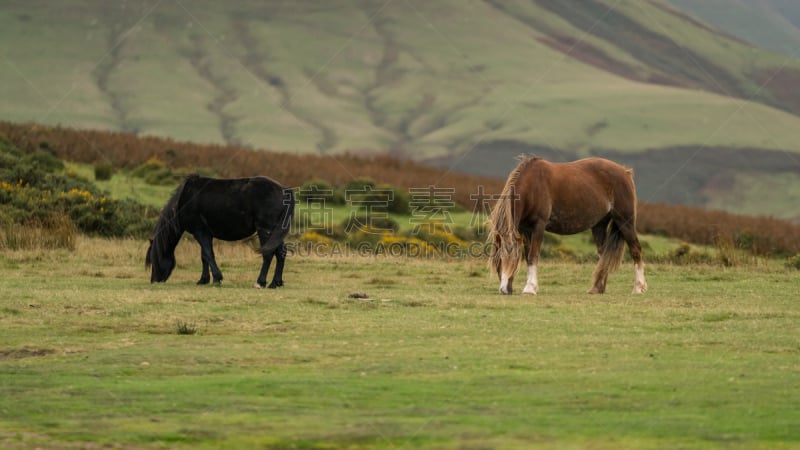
[522,286,538,295]
[253,283,264,289]
[587,287,603,295]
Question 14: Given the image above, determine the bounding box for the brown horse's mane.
[487,155,539,274]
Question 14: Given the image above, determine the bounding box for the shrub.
[540,243,577,261]
[377,235,434,257]
[0,142,157,239]
[341,214,399,234]
[344,177,375,193]
[297,179,337,205]
[654,242,716,265]
[131,156,180,185]
[378,183,411,215]
[716,235,744,267]
[175,321,198,335]
[94,163,114,181]
[344,179,396,214]
[27,149,64,172]
[298,231,335,246]
[785,253,800,270]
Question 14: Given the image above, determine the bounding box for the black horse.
[146,175,295,288]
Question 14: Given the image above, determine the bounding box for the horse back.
[545,158,634,202]
[178,176,287,240]
[519,158,636,234]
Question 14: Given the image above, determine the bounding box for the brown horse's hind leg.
[591,216,611,255]
[588,220,624,295]
[617,218,647,294]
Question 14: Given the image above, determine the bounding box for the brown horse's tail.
[593,221,626,282]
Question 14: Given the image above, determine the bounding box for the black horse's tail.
[259,187,294,254]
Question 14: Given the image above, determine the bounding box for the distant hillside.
[668,0,800,57]
[1,0,799,219]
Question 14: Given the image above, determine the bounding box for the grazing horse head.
[146,179,187,283]
[487,165,523,294]
[146,238,176,282]
[489,231,522,293]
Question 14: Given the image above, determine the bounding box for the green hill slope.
[1,0,799,218]
[668,0,800,58]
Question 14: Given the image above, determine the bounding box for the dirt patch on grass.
[0,348,56,360]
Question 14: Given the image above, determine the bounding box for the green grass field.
[1,237,798,449]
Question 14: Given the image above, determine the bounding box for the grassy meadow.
[1,236,799,449]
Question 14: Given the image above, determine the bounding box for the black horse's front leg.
[267,243,287,288]
[255,248,273,289]
[197,254,211,285]
[194,233,223,284]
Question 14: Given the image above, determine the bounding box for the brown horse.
[488,156,647,295]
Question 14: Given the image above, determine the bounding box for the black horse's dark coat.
[146,175,294,287]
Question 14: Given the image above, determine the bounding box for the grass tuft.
[175,320,198,335]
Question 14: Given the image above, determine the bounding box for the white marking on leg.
[632,262,647,294]
[523,264,538,295]
[499,272,510,295]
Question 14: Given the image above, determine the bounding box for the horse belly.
[546,205,609,235]
[545,220,592,235]
[198,209,255,241]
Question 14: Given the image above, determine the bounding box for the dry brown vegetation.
[0,121,502,209]
[637,203,800,257]
[2,121,799,256]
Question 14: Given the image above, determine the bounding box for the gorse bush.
[377,183,411,215]
[130,156,181,185]
[0,139,157,239]
[785,253,800,270]
[297,179,342,205]
[94,163,114,181]
[298,179,411,214]
[129,156,216,186]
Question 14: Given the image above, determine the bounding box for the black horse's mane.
[145,177,189,270]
